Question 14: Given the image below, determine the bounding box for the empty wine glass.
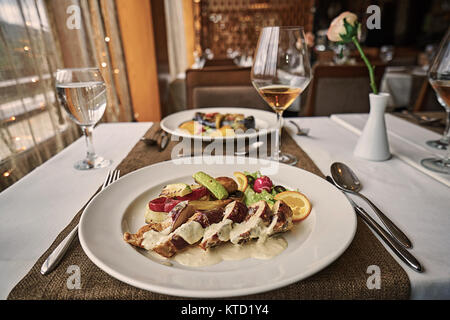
[421,28,450,174]
[56,68,112,170]
[251,26,312,165]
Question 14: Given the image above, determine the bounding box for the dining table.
[380,66,428,108]
[1,112,449,300]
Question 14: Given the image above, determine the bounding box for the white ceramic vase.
[354,92,391,161]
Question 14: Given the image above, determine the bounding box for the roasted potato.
[215,177,238,194]
[189,199,232,211]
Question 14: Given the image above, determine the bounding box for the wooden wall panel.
[182,0,196,67]
[116,0,161,121]
[195,0,315,58]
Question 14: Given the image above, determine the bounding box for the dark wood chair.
[389,47,419,66]
[185,67,269,110]
[203,58,237,68]
[304,63,386,116]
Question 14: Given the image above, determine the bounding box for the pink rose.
[305,31,315,48]
[327,11,358,42]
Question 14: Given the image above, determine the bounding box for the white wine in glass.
[56,68,112,170]
[421,28,450,174]
[251,27,311,165]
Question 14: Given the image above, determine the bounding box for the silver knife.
[326,176,423,273]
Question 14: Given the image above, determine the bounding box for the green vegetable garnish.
[244,186,275,207]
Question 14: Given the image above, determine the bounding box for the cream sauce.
[173,236,287,267]
[141,227,170,250]
[141,215,287,268]
[174,221,204,244]
[229,215,278,244]
[203,219,233,242]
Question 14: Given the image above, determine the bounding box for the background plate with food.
[160,107,278,141]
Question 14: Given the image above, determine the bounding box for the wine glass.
[251,26,312,165]
[380,45,394,63]
[426,94,449,150]
[56,68,112,170]
[421,28,450,174]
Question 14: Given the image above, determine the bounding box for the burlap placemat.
[8,124,410,300]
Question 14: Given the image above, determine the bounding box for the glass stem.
[82,125,96,162]
[441,108,450,143]
[274,111,283,161]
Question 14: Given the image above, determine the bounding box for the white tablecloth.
[380,66,427,108]
[285,117,450,299]
[331,113,450,187]
[1,118,449,299]
[0,122,152,299]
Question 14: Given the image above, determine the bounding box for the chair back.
[304,63,386,116]
[185,67,269,110]
[203,59,237,68]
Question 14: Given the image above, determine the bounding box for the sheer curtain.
[164,0,188,80]
[0,0,133,191]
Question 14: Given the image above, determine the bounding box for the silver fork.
[40,170,121,275]
[289,120,310,136]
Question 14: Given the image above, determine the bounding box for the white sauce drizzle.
[140,215,287,268]
[173,236,287,267]
[229,215,278,244]
[141,227,170,250]
[203,219,233,242]
[174,221,204,244]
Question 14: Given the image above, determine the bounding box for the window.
[0,0,134,191]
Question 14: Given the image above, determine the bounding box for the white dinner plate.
[79,156,356,298]
[160,107,278,141]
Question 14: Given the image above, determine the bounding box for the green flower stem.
[351,36,378,94]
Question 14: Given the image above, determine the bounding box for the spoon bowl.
[330,162,362,192]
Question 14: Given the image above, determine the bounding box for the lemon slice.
[178,121,196,135]
[274,191,312,222]
[233,172,248,192]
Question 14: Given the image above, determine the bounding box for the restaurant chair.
[351,47,380,62]
[185,66,269,110]
[389,47,419,66]
[203,58,237,68]
[304,63,386,116]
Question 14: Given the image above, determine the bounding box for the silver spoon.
[331,162,412,249]
[289,120,310,136]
